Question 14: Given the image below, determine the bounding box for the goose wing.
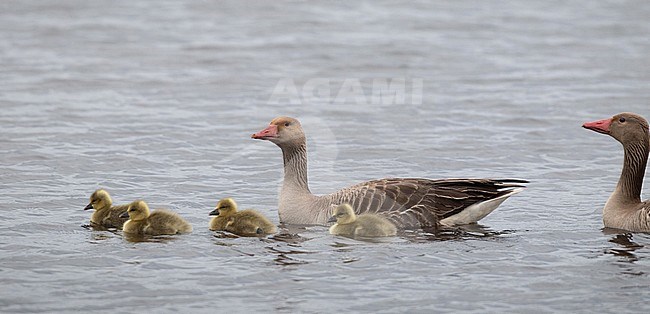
[328,178,527,229]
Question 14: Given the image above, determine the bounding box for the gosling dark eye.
[284,122,290,127]
[619,117,626,123]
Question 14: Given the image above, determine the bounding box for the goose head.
[583,112,649,146]
[119,200,150,221]
[85,189,112,211]
[209,198,238,217]
[327,203,357,224]
[251,116,306,148]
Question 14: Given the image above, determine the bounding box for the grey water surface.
[1,1,650,313]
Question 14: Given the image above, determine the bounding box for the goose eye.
[619,117,626,123]
[284,122,290,127]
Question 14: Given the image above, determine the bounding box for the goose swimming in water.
[120,200,192,235]
[329,203,397,237]
[84,189,129,229]
[583,112,650,232]
[209,198,277,236]
[252,116,527,229]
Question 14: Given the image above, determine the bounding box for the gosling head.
[251,116,306,148]
[327,203,357,224]
[84,189,112,211]
[583,112,650,146]
[119,200,150,221]
[209,198,238,217]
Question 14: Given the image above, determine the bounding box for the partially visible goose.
[329,203,397,237]
[84,189,129,229]
[583,112,650,232]
[120,200,192,235]
[209,198,277,236]
[251,116,527,229]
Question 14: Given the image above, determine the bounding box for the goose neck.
[617,140,649,202]
[281,143,311,194]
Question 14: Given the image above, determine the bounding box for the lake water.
[1,1,649,313]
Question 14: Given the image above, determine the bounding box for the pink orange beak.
[582,118,612,135]
[252,124,278,140]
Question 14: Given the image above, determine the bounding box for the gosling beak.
[209,208,220,216]
[118,212,129,219]
[327,216,337,223]
[83,203,93,211]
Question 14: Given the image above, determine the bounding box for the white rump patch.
[439,188,524,226]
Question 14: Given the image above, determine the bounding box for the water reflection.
[89,232,116,242]
[84,224,123,242]
[266,246,312,266]
[257,223,519,267]
[82,223,114,232]
[265,228,315,266]
[122,232,182,243]
[603,228,645,264]
[211,231,242,239]
[268,229,311,245]
[401,224,514,243]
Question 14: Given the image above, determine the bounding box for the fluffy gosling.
[120,200,192,235]
[209,198,277,236]
[328,203,397,237]
[84,189,129,229]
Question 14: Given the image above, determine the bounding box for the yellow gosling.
[209,198,277,236]
[84,189,129,229]
[120,200,192,235]
[328,203,397,237]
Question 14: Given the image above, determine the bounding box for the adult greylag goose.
[329,203,397,237]
[84,189,129,229]
[251,116,527,229]
[583,112,650,232]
